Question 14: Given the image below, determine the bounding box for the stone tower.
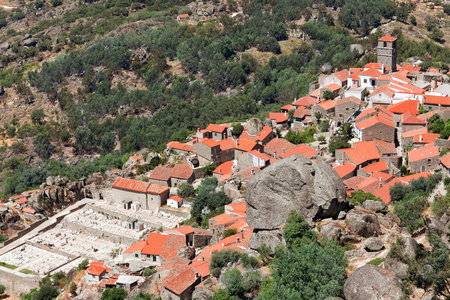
[377,34,397,72]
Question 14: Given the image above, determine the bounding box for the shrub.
[367,257,385,265]
[143,268,157,277]
[210,249,241,277]
[77,259,89,271]
[223,228,237,238]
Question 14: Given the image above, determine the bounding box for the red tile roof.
[354,141,382,161]
[373,139,396,155]
[164,225,195,235]
[202,138,220,148]
[236,139,257,152]
[189,260,210,277]
[370,85,395,98]
[318,100,335,110]
[292,95,317,107]
[334,163,356,178]
[279,144,318,159]
[370,171,393,182]
[218,139,236,151]
[123,240,146,254]
[360,67,383,77]
[401,112,425,125]
[150,166,172,181]
[269,112,288,123]
[247,150,278,164]
[210,215,245,227]
[234,166,261,179]
[239,126,273,144]
[339,148,367,166]
[387,100,419,115]
[364,63,383,69]
[379,34,397,42]
[324,83,342,92]
[23,207,36,215]
[408,146,439,162]
[10,195,25,199]
[225,202,246,216]
[168,196,183,203]
[373,178,403,204]
[16,198,27,205]
[424,95,450,106]
[356,116,394,130]
[159,235,188,261]
[280,104,293,111]
[401,127,428,138]
[171,163,193,179]
[399,172,432,183]
[112,177,150,193]
[167,141,193,152]
[264,138,296,158]
[335,96,361,106]
[441,153,450,169]
[355,106,394,122]
[294,107,312,119]
[213,161,233,175]
[332,70,350,82]
[164,268,197,295]
[141,233,167,256]
[343,176,366,191]
[413,133,439,144]
[146,183,170,194]
[401,64,421,72]
[206,124,227,133]
[178,14,189,18]
[362,160,388,174]
[86,263,106,276]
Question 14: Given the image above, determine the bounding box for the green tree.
[177,183,195,198]
[348,190,383,205]
[31,109,46,125]
[283,210,317,251]
[77,259,89,271]
[101,287,127,300]
[231,123,244,136]
[328,140,350,155]
[0,284,5,296]
[69,282,77,295]
[210,249,241,278]
[322,90,334,100]
[318,119,330,132]
[203,163,217,176]
[222,268,248,296]
[223,228,238,238]
[134,292,153,300]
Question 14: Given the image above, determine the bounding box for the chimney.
[420,134,422,142]
[379,182,382,188]
[435,80,438,89]
[258,149,261,152]
[251,169,255,175]
[197,128,200,132]
[417,102,420,111]
[273,151,276,158]
[237,237,240,243]
[284,111,287,116]
[222,243,224,247]
[201,257,204,261]
[195,272,199,279]
[219,168,221,173]
[241,233,244,239]
[379,177,382,182]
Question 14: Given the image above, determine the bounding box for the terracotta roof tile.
[379,34,397,42]
[355,116,394,130]
[401,127,428,138]
[370,85,395,98]
[343,176,366,191]
[364,63,383,69]
[147,183,170,194]
[293,107,312,119]
[279,144,318,159]
[123,240,146,254]
[264,138,296,158]
[373,139,396,155]
[218,139,236,151]
[269,112,288,123]
[360,67,383,77]
[324,83,342,92]
[334,163,356,178]
[86,262,106,276]
[333,70,350,82]
[16,198,27,205]
[387,100,419,115]
[373,178,403,204]
[160,235,188,261]
[141,233,167,256]
[168,196,183,203]
[239,126,273,144]
[318,100,335,110]
[164,269,197,295]
[234,166,261,179]
[401,112,425,125]
[202,138,220,148]
[167,141,193,152]
[413,133,439,144]
[370,171,393,182]
[354,141,381,161]
[399,172,432,183]
[236,139,258,152]
[112,177,150,193]
[178,13,189,18]
[362,160,388,174]
[408,146,439,163]
[281,104,293,111]
[292,95,317,107]
[171,163,193,179]
[189,260,210,277]
[424,95,450,106]
[206,124,227,133]
[335,96,361,106]
[213,161,234,175]
[339,148,367,166]
[163,225,194,235]
[441,153,450,169]
[150,166,172,181]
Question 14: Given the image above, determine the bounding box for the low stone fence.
[2,218,48,247]
[0,268,40,296]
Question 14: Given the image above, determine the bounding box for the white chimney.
[237,237,240,243]
[284,111,287,116]
[273,151,276,158]
[379,177,382,182]
[420,134,423,142]
[251,169,255,175]
[219,168,221,173]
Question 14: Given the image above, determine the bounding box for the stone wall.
[0,268,40,296]
[3,217,47,246]
[85,204,162,228]
[434,138,450,151]
[61,218,137,246]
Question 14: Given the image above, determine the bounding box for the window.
[153,256,157,262]
[346,108,349,111]
[428,159,431,165]
[364,79,367,83]
[383,42,387,47]
[135,254,139,258]
[147,254,150,258]
[339,114,343,117]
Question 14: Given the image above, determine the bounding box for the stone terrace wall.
[0,268,40,296]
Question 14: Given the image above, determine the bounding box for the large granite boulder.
[246,154,347,230]
[320,221,360,245]
[362,200,385,213]
[344,265,404,300]
[246,118,264,136]
[346,208,381,237]
[384,256,409,279]
[363,237,384,251]
[248,229,284,253]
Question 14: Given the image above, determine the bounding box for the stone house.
[354,106,394,123]
[269,112,289,127]
[423,95,450,111]
[412,133,440,149]
[401,112,426,133]
[86,262,109,283]
[166,141,193,155]
[167,196,183,208]
[333,162,357,179]
[335,96,361,126]
[234,139,263,157]
[163,225,212,248]
[193,138,235,165]
[369,85,394,107]
[122,232,185,264]
[401,127,427,150]
[354,116,395,143]
[319,70,349,88]
[163,269,201,300]
[150,166,172,187]
[205,124,228,141]
[292,95,316,109]
[440,152,450,172]
[239,125,275,145]
[237,150,278,170]
[170,163,194,187]
[408,146,440,173]
[311,100,335,119]
[335,141,381,168]
[386,100,420,127]
[111,178,169,210]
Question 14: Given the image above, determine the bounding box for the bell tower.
[377,34,397,72]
